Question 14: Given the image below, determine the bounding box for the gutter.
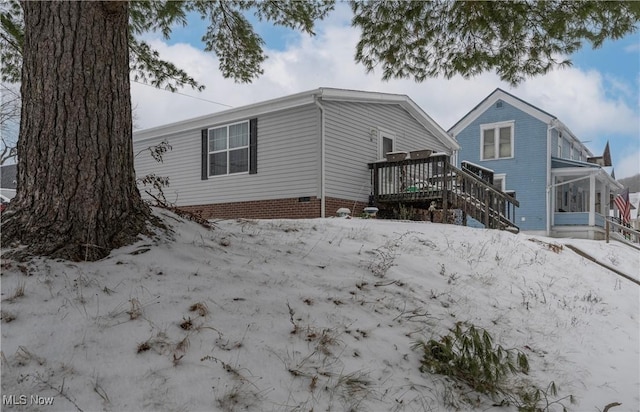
[314,95,326,218]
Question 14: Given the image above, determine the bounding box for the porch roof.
[551,156,600,169]
[551,157,622,189]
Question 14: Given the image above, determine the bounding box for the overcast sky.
[131,3,640,179]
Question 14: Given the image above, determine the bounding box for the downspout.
[314,95,326,218]
[546,120,558,237]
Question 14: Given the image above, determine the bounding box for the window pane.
[209,127,227,152]
[498,127,511,158]
[229,148,248,174]
[229,123,248,149]
[483,129,495,159]
[209,152,227,176]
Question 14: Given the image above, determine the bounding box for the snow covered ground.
[1,209,639,411]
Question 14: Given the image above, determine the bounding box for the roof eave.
[449,88,555,136]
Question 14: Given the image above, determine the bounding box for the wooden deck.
[368,154,520,231]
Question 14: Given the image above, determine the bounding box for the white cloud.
[131,18,639,178]
[624,42,640,53]
[617,150,640,178]
[514,68,638,138]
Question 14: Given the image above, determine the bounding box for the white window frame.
[480,121,514,161]
[377,128,396,159]
[570,143,575,160]
[557,132,563,158]
[208,121,250,177]
[493,173,506,191]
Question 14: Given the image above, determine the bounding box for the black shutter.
[249,118,258,174]
[201,128,208,180]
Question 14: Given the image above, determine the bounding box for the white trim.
[207,120,250,176]
[589,174,596,226]
[555,120,593,158]
[493,173,506,191]
[557,131,563,158]
[134,87,459,153]
[546,121,558,236]
[449,90,593,159]
[134,92,316,143]
[314,97,326,218]
[377,127,396,159]
[449,89,554,136]
[480,121,514,160]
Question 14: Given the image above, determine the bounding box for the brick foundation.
[179,196,369,220]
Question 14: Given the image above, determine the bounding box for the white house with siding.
[133,88,459,219]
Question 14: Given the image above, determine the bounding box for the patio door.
[378,130,396,195]
[379,130,395,159]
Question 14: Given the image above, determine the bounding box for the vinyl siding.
[133,104,319,206]
[455,99,548,231]
[323,101,450,203]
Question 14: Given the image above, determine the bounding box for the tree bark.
[1,1,151,261]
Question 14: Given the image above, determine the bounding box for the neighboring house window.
[493,173,506,191]
[557,133,563,157]
[481,122,513,160]
[201,118,258,180]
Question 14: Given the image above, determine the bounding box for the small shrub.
[512,381,575,412]
[415,322,529,396]
[415,323,573,410]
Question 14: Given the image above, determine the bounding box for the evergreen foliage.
[0,0,335,86]
[351,0,640,84]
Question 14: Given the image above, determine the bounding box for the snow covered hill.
[1,209,638,411]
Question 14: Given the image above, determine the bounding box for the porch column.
[603,181,610,218]
[550,175,556,228]
[589,173,596,226]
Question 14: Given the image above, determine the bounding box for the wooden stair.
[368,154,520,232]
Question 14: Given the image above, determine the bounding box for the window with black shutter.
[201,118,257,179]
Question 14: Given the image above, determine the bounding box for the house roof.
[587,141,612,167]
[448,88,593,157]
[134,88,459,150]
[0,163,17,189]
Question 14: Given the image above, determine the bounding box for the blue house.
[449,88,622,239]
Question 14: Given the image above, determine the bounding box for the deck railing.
[461,161,494,185]
[452,166,519,230]
[369,154,451,202]
[368,154,520,231]
[606,217,640,245]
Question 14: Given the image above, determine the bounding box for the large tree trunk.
[1,1,151,261]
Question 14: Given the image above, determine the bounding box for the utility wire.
[132,80,234,108]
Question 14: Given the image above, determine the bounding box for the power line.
[132,80,234,108]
